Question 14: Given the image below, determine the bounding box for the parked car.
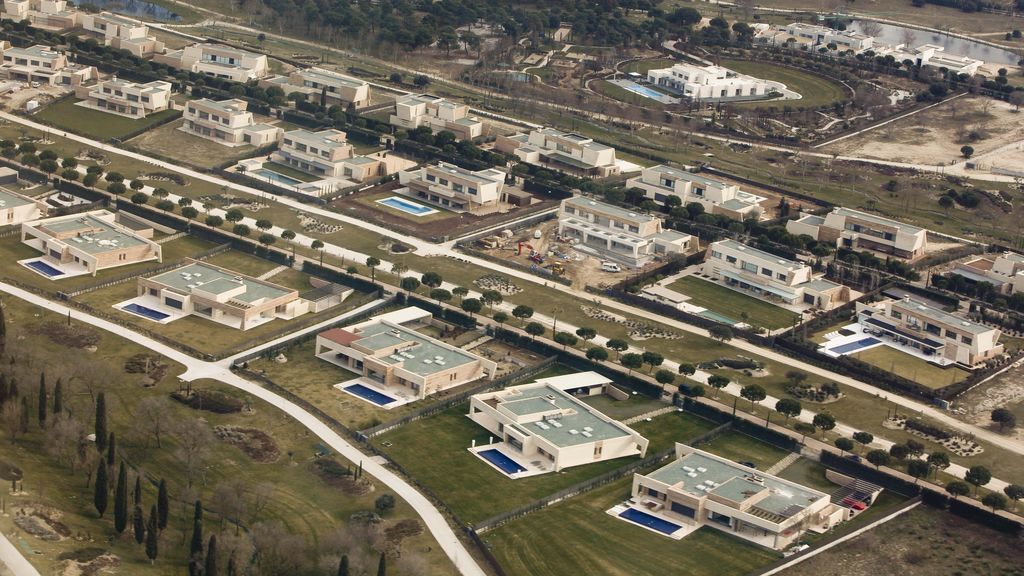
[738,461,757,469]
[601,262,621,273]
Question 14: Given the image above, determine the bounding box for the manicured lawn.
[774,457,837,492]
[699,430,791,471]
[630,410,720,453]
[264,267,315,291]
[592,79,666,107]
[718,59,848,109]
[203,249,283,278]
[581,394,667,421]
[34,97,181,141]
[667,276,799,330]
[852,345,968,388]
[620,58,677,74]
[262,161,319,183]
[484,476,780,576]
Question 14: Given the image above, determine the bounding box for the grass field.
[592,79,668,108]
[620,58,677,75]
[718,59,848,109]
[263,161,319,183]
[700,430,792,470]
[125,119,262,169]
[34,98,182,141]
[667,276,798,330]
[852,346,968,388]
[581,393,666,421]
[630,410,720,453]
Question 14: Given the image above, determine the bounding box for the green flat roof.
[0,187,34,209]
[149,261,291,303]
[40,214,150,254]
[353,322,480,376]
[496,384,637,448]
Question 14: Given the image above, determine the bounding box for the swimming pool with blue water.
[377,196,438,216]
[477,449,527,475]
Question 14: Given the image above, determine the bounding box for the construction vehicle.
[545,262,565,276]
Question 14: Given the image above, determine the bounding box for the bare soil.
[310,457,372,496]
[31,321,101,349]
[213,425,280,463]
[953,363,1024,442]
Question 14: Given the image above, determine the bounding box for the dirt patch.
[123,353,168,385]
[383,518,423,552]
[0,460,23,481]
[310,458,372,496]
[954,363,1024,442]
[58,549,120,576]
[31,321,100,349]
[13,505,71,541]
[213,426,280,463]
[170,389,244,414]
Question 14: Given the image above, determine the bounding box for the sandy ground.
[825,96,1024,165]
[0,84,68,113]
[953,362,1024,442]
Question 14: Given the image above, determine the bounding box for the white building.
[787,207,928,261]
[182,98,281,147]
[0,186,45,226]
[156,43,269,82]
[80,12,164,57]
[397,162,508,213]
[0,44,96,86]
[494,128,620,178]
[260,67,370,108]
[781,23,874,53]
[626,165,765,220]
[272,128,385,181]
[0,0,77,30]
[390,94,483,140]
[558,197,693,267]
[467,372,649,477]
[77,78,171,119]
[952,252,1024,295]
[647,62,772,101]
[20,210,161,277]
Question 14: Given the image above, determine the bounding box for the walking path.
[0,532,40,576]
[255,264,288,281]
[765,452,802,476]
[622,406,676,425]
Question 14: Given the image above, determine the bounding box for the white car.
[601,262,621,273]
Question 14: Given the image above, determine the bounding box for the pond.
[849,20,1022,65]
[73,0,182,22]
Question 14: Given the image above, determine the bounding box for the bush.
[170,389,243,413]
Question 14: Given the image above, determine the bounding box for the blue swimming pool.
[478,449,527,475]
[122,303,170,321]
[619,508,682,535]
[699,309,739,326]
[377,196,437,216]
[253,168,302,186]
[24,260,63,277]
[344,383,397,406]
[831,337,881,355]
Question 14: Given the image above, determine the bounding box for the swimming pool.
[830,337,882,355]
[344,383,397,406]
[699,309,739,326]
[253,168,302,187]
[377,196,438,217]
[24,260,64,277]
[122,303,171,321]
[624,83,668,100]
[477,449,527,475]
[618,508,683,535]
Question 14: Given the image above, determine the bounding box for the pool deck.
[467,442,550,479]
[114,296,186,324]
[376,196,440,217]
[606,503,698,540]
[608,78,680,104]
[18,257,91,280]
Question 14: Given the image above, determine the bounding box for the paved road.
[0,532,39,576]
[0,282,486,576]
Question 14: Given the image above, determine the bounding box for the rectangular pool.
[618,508,683,535]
[253,168,302,187]
[121,303,170,321]
[699,309,739,326]
[24,260,64,277]
[831,337,881,355]
[377,196,438,217]
[478,449,527,475]
[344,383,397,406]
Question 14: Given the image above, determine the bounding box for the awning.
[720,269,798,299]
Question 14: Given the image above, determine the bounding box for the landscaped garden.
[666,276,798,330]
[34,97,182,141]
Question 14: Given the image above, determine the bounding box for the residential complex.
[134,259,309,330]
[20,210,162,276]
[467,372,649,476]
[0,44,96,86]
[182,98,281,147]
[0,186,45,225]
[952,251,1024,295]
[702,239,849,309]
[156,43,269,82]
[397,162,509,213]
[0,0,77,30]
[76,78,171,118]
[315,307,496,403]
[558,197,693,267]
[390,94,483,140]
[787,207,928,261]
[627,444,844,549]
[856,296,1003,367]
[80,12,164,57]
[781,23,874,53]
[272,128,382,180]
[494,128,621,178]
[626,164,766,220]
[647,62,773,101]
[260,67,370,108]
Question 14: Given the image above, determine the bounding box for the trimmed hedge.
[301,261,383,295]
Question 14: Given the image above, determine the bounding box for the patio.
[467,442,551,479]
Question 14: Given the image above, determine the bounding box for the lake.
[72,0,182,22]
[849,20,1022,65]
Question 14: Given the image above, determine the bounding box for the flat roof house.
[494,128,621,178]
[21,210,161,276]
[397,162,508,213]
[260,67,369,108]
[647,62,772,101]
[80,12,164,57]
[0,0,78,30]
[390,93,483,140]
[135,258,309,329]
[628,444,843,550]
[272,128,383,181]
[315,307,496,403]
[0,186,45,226]
[952,252,1024,295]
[155,43,268,82]
[856,296,1003,367]
[182,98,281,147]
[781,23,874,53]
[76,77,171,119]
[468,372,649,476]
[0,45,96,86]
[787,207,927,261]
[626,164,765,221]
[558,196,693,267]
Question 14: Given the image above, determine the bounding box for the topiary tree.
[834,437,854,455]
[888,444,910,460]
[852,431,873,453]
[678,363,696,377]
[575,327,597,343]
[205,215,224,227]
[493,311,508,327]
[982,492,1007,512]
[233,224,251,237]
[461,298,482,318]
[865,449,890,469]
[706,375,730,398]
[775,398,802,423]
[621,353,643,375]
[525,322,545,341]
[1003,484,1024,511]
[641,351,664,373]
[812,412,836,438]
[960,145,974,158]
[130,192,148,205]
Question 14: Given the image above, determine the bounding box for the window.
[670,501,696,518]
[742,262,758,273]
[164,297,183,309]
[890,310,902,320]
[660,178,674,188]
[726,255,737,263]
[711,250,722,259]
[776,273,787,280]
[945,329,957,339]
[761,267,773,277]
[962,336,972,345]
[453,183,463,193]
[628,226,639,234]
[439,178,448,186]
[594,444,603,457]
[426,174,436,182]
[468,187,477,195]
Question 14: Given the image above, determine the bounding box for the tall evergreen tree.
[7,378,16,400]
[106,432,116,467]
[338,554,349,576]
[133,475,141,506]
[204,534,218,576]
[94,461,108,518]
[377,551,386,576]
[0,373,7,403]
[189,500,203,576]
[114,461,128,533]
[133,504,145,544]
[18,396,27,433]
[94,392,107,453]
[156,479,169,531]
[52,377,62,415]
[0,296,7,357]
[36,373,45,428]
[227,556,236,576]
[145,505,158,564]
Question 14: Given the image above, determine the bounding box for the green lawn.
[630,410,720,453]
[34,97,182,141]
[581,394,667,421]
[592,79,667,108]
[852,345,968,389]
[699,430,791,470]
[718,59,848,109]
[774,457,837,492]
[667,276,798,330]
[202,249,283,278]
[484,476,780,576]
[620,58,677,75]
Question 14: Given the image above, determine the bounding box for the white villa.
[77,78,171,119]
[0,44,96,86]
[495,128,621,178]
[558,197,693,267]
[390,94,483,140]
[260,67,370,108]
[787,207,928,261]
[80,12,164,57]
[0,0,77,30]
[156,43,269,82]
[626,165,765,221]
[272,128,382,180]
[397,162,509,213]
[182,98,281,147]
[647,62,773,101]
[952,252,1024,295]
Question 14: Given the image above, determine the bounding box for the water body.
[72,0,182,22]
[848,20,1022,65]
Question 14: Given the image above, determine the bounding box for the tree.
[365,256,380,282]
[774,398,801,423]
[552,331,577,350]
[785,370,808,388]
[511,305,534,325]
[205,215,224,227]
[852,431,873,453]
[961,145,974,158]
[865,449,890,469]
[254,219,273,231]
[575,327,597,342]
[39,159,58,175]
[421,272,443,289]
[586,347,608,362]
[991,408,1017,431]
[938,195,954,213]
[94,461,108,518]
[740,384,766,410]
[480,290,503,310]
[257,233,275,247]
[706,375,730,398]
[493,311,508,327]
[205,534,218,576]
[233,224,251,237]
[189,501,204,576]
[965,465,992,495]
[95,392,107,453]
[1003,484,1024,511]
[182,207,199,220]
[130,192,148,205]
[134,475,141,506]
[834,437,854,455]
[375,493,396,516]
[794,422,817,443]
[641,351,664,373]
[129,179,144,191]
[107,182,126,195]
[157,479,169,530]
[621,353,643,375]
[133,504,145,544]
[452,286,469,303]
[224,209,244,223]
[525,322,545,340]
[52,377,62,415]
[430,288,451,305]
[145,504,159,564]
[655,369,676,386]
[280,229,295,243]
[115,461,128,533]
[708,324,733,343]
[37,373,45,429]
[4,398,24,443]
[982,492,1008,512]
[907,459,930,483]
[812,413,836,438]
[606,339,628,359]
[678,363,696,377]
[461,298,482,318]
[400,277,420,294]
[889,444,910,460]
[107,432,116,466]
[946,480,970,500]
[928,451,951,478]
[155,200,175,213]
[338,554,349,576]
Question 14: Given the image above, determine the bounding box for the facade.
[182,98,281,147]
[77,78,171,118]
[155,43,268,81]
[397,162,507,212]
[136,259,309,330]
[0,0,77,30]
[390,94,483,140]
[629,444,843,550]
[913,44,984,76]
[260,67,369,108]
[0,186,45,225]
[856,296,1003,367]
[272,128,382,180]
[468,372,649,474]
[702,239,849,308]
[0,45,96,86]
[647,62,772,101]
[787,207,928,260]
[781,23,874,53]
[494,128,620,178]
[952,252,1024,295]
[626,164,765,220]
[558,197,693,267]
[314,307,496,401]
[21,210,161,275]
[80,12,164,57]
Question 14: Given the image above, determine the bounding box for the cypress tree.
[0,373,7,403]
[0,295,6,357]
[94,392,107,453]
[204,534,218,576]
[36,373,45,428]
[377,551,386,576]
[337,554,349,576]
[18,396,27,434]
[227,556,236,576]
[114,461,128,533]
[8,378,17,400]
[52,377,62,415]
[133,475,141,506]
[133,504,145,544]
[93,461,108,518]
[145,505,158,564]
[189,500,203,576]
[157,479,169,531]
[106,432,116,467]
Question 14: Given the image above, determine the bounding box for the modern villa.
[781,23,874,53]
[389,94,483,140]
[952,251,1024,295]
[626,164,766,220]
[787,207,928,261]
[557,197,693,267]
[397,162,509,213]
[20,210,161,277]
[494,128,621,178]
[0,186,45,226]
[260,67,370,108]
[182,98,281,147]
[80,11,164,57]
[156,43,269,81]
[647,62,773,101]
[77,78,172,119]
[272,128,383,180]
[0,0,77,30]
[0,44,96,86]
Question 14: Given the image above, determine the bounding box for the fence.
[61,243,231,298]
